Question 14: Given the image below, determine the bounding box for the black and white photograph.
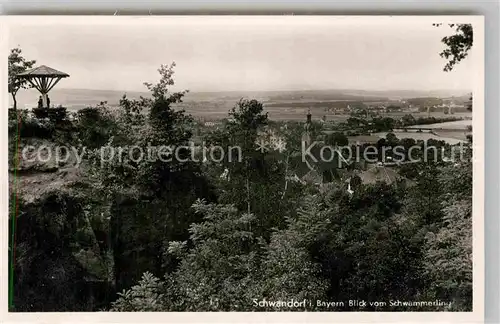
[2,15,484,320]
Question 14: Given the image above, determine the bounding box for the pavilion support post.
[42,93,48,108]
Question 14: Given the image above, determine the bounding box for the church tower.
[301,109,312,147]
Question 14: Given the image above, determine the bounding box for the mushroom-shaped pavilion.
[17,65,69,108]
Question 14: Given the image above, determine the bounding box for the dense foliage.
[8,63,473,312]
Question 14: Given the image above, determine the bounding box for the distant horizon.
[49,86,473,97]
[10,86,473,111]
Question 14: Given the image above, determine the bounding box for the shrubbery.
[8,109,55,139]
[76,103,122,149]
[32,107,68,122]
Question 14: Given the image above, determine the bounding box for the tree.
[111,197,329,312]
[421,150,473,311]
[307,183,425,310]
[110,272,165,312]
[206,99,289,232]
[8,47,36,110]
[85,63,217,293]
[76,103,123,149]
[466,94,472,112]
[434,23,473,72]
[424,198,472,311]
[326,132,349,147]
[163,200,262,311]
[401,114,416,126]
[408,163,444,226]
[111,200,262,311]
[385,132,399,147]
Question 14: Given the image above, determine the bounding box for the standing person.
[37,96,43,109]
[47,96,51,108]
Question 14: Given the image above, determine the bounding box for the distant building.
[347,135,380,146]
[358,166,398,185]
[205,121,222,127]
[408,106,419,113]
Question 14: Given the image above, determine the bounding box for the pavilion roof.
[17,65,69,78]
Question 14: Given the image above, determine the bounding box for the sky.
[7,17,475,93]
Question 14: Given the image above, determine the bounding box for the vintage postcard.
[1,15,484,323]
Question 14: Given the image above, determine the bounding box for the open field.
[374,131,467,145]
[407,119,472,129]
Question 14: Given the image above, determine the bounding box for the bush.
[8,110,55,139]
[8,108,22,121]
[76,105,119,149]
[32,107,68,123]
[111,272,165,312]
[23,119,55,138]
